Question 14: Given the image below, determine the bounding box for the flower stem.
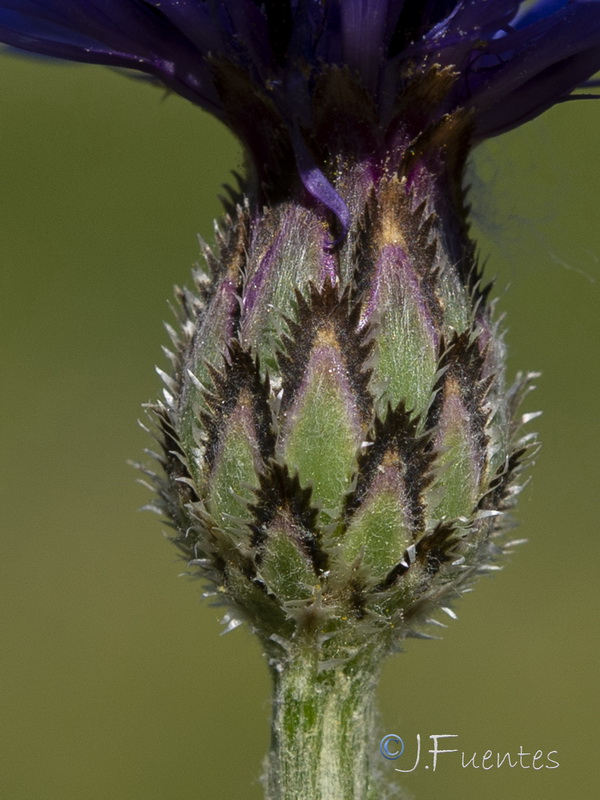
[264,644,383,800]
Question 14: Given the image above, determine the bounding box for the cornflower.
[2,2,599,798]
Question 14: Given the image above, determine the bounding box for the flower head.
[2,3,597,664]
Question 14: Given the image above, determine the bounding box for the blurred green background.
[1,56,598,800]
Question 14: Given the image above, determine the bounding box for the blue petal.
[471,1,600,135]
[511,0,570,29]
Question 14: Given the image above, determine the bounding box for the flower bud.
[150,140,536,663]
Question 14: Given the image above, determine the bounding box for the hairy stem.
[264,645,383,800]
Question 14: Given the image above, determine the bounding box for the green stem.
[264,645,383,800]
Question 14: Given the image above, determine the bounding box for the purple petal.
[291,125,351,238]
[339,0,390,91]
[0,0,224,111]
[1,0,599,223]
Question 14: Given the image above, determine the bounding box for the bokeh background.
[1,55,598,800]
